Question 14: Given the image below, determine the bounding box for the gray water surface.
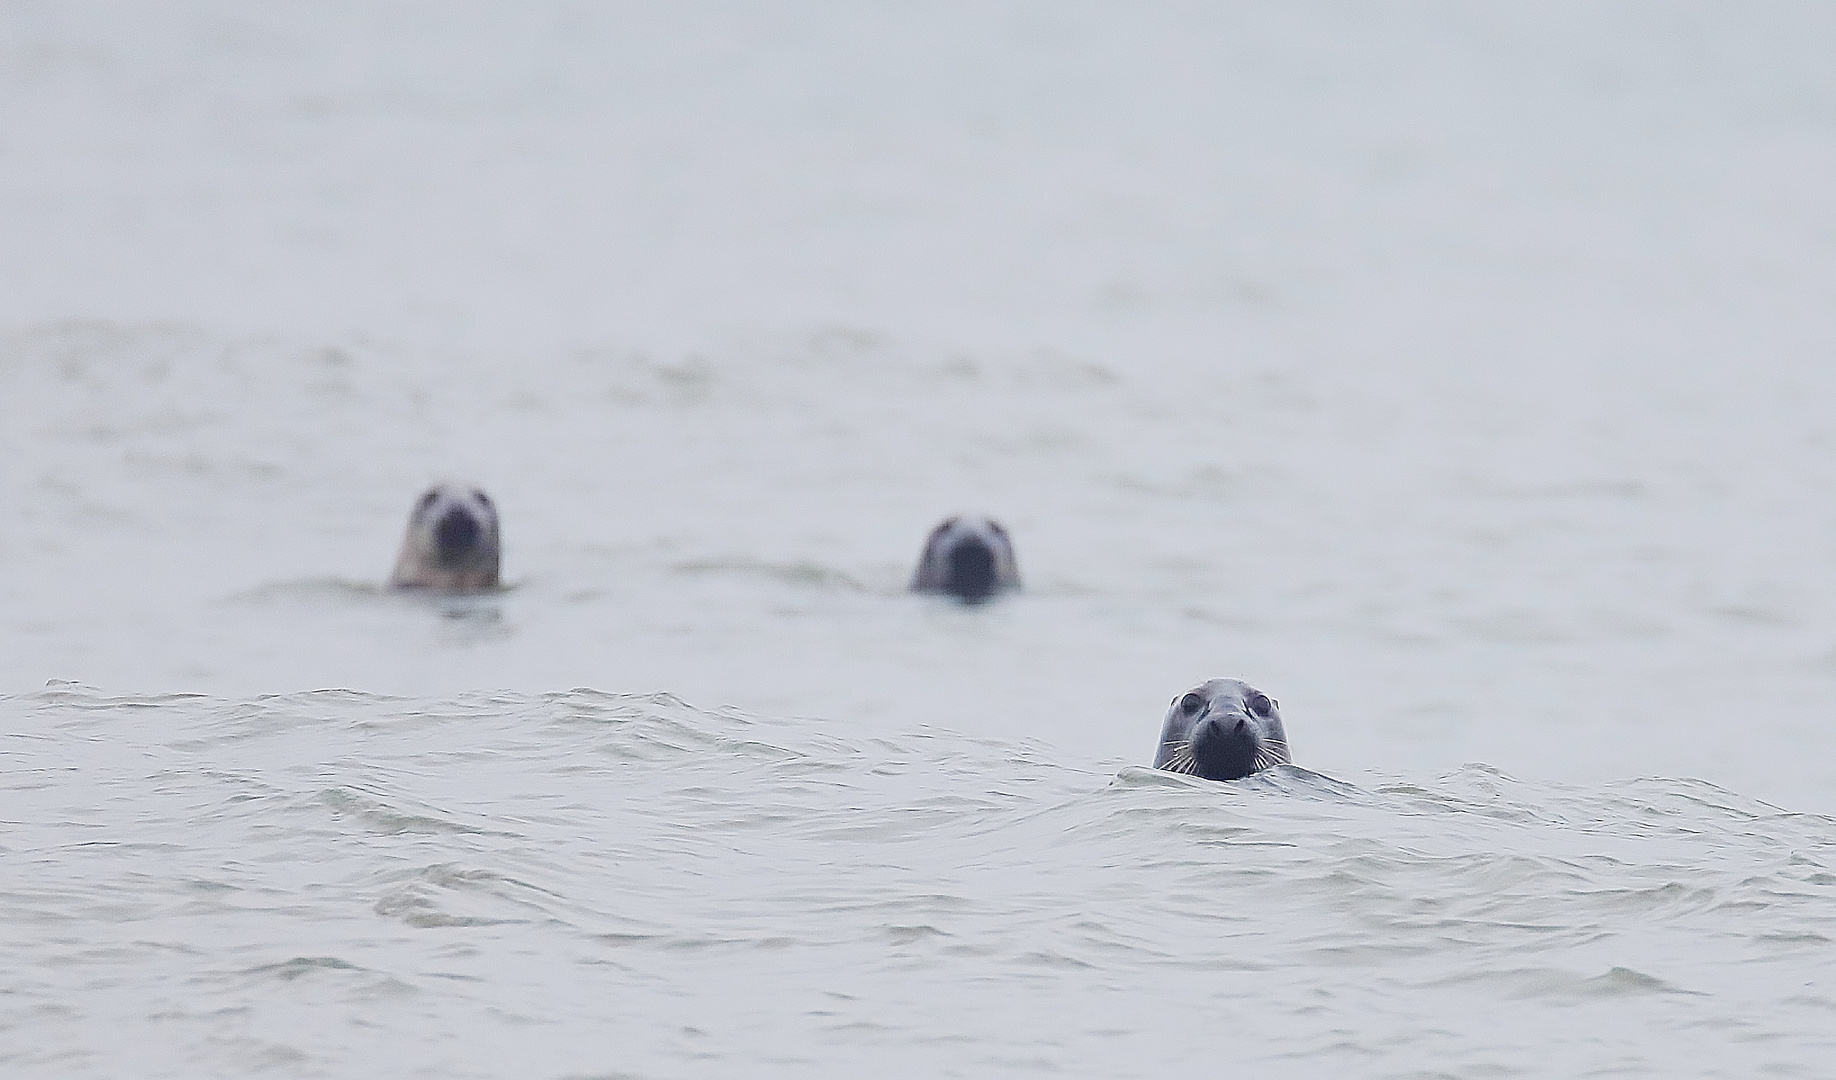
[8,686,1835,1077]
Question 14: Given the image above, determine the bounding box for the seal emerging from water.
[909,515,1020,602]
[1153,678,1291,781]
[389,483,501,591]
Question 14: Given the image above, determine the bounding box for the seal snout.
[434,506,482,562]
[1190,709,1259,778]
[945,536,1000,602]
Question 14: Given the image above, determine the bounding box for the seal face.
[1153,678,1290,781]
[389,483,501,591]
[909,515,1020,602]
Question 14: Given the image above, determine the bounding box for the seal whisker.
[1159,743,1200,776]
[1255,740,1291,767]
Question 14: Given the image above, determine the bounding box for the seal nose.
[434,507,480,559]
[1197,711,1249,738]
[945,536,999,601]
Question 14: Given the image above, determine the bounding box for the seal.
[1153,678,1291,781]
[389,482,501,591]
[909,514,1020,602]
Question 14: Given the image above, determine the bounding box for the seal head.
[1153,678,1290,781]
[389,483,501,591]
[909,515,1020,602]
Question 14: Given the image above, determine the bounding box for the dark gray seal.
[909,514,1020,603]
[1153,678,1291,781]
[389,482,501,591]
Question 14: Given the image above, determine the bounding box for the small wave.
[670,557,869,592]
[1109,762,1361,801]
[222,577,522,606]
[318,787,501,837]
[1428,964,1697,1002]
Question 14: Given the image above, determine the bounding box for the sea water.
[4,3,1836,1076]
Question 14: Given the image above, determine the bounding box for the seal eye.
[1249,693,1274,717]
[416,489,440,512]
[1180,692,1206,715]
[472,489,492,509]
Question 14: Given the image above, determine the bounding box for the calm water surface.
[4,3,1836,1076]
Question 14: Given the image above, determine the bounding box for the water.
[5,3,1836,1076]
[11,686,1836,1077]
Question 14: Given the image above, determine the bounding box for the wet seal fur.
[389,483,501,591]
[1153,678,1291,781]
[909,515,1020,602]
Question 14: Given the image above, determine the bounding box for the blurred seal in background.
[389,482,502,591]
[909,515,1021,603]
[1153,678,1291,781]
